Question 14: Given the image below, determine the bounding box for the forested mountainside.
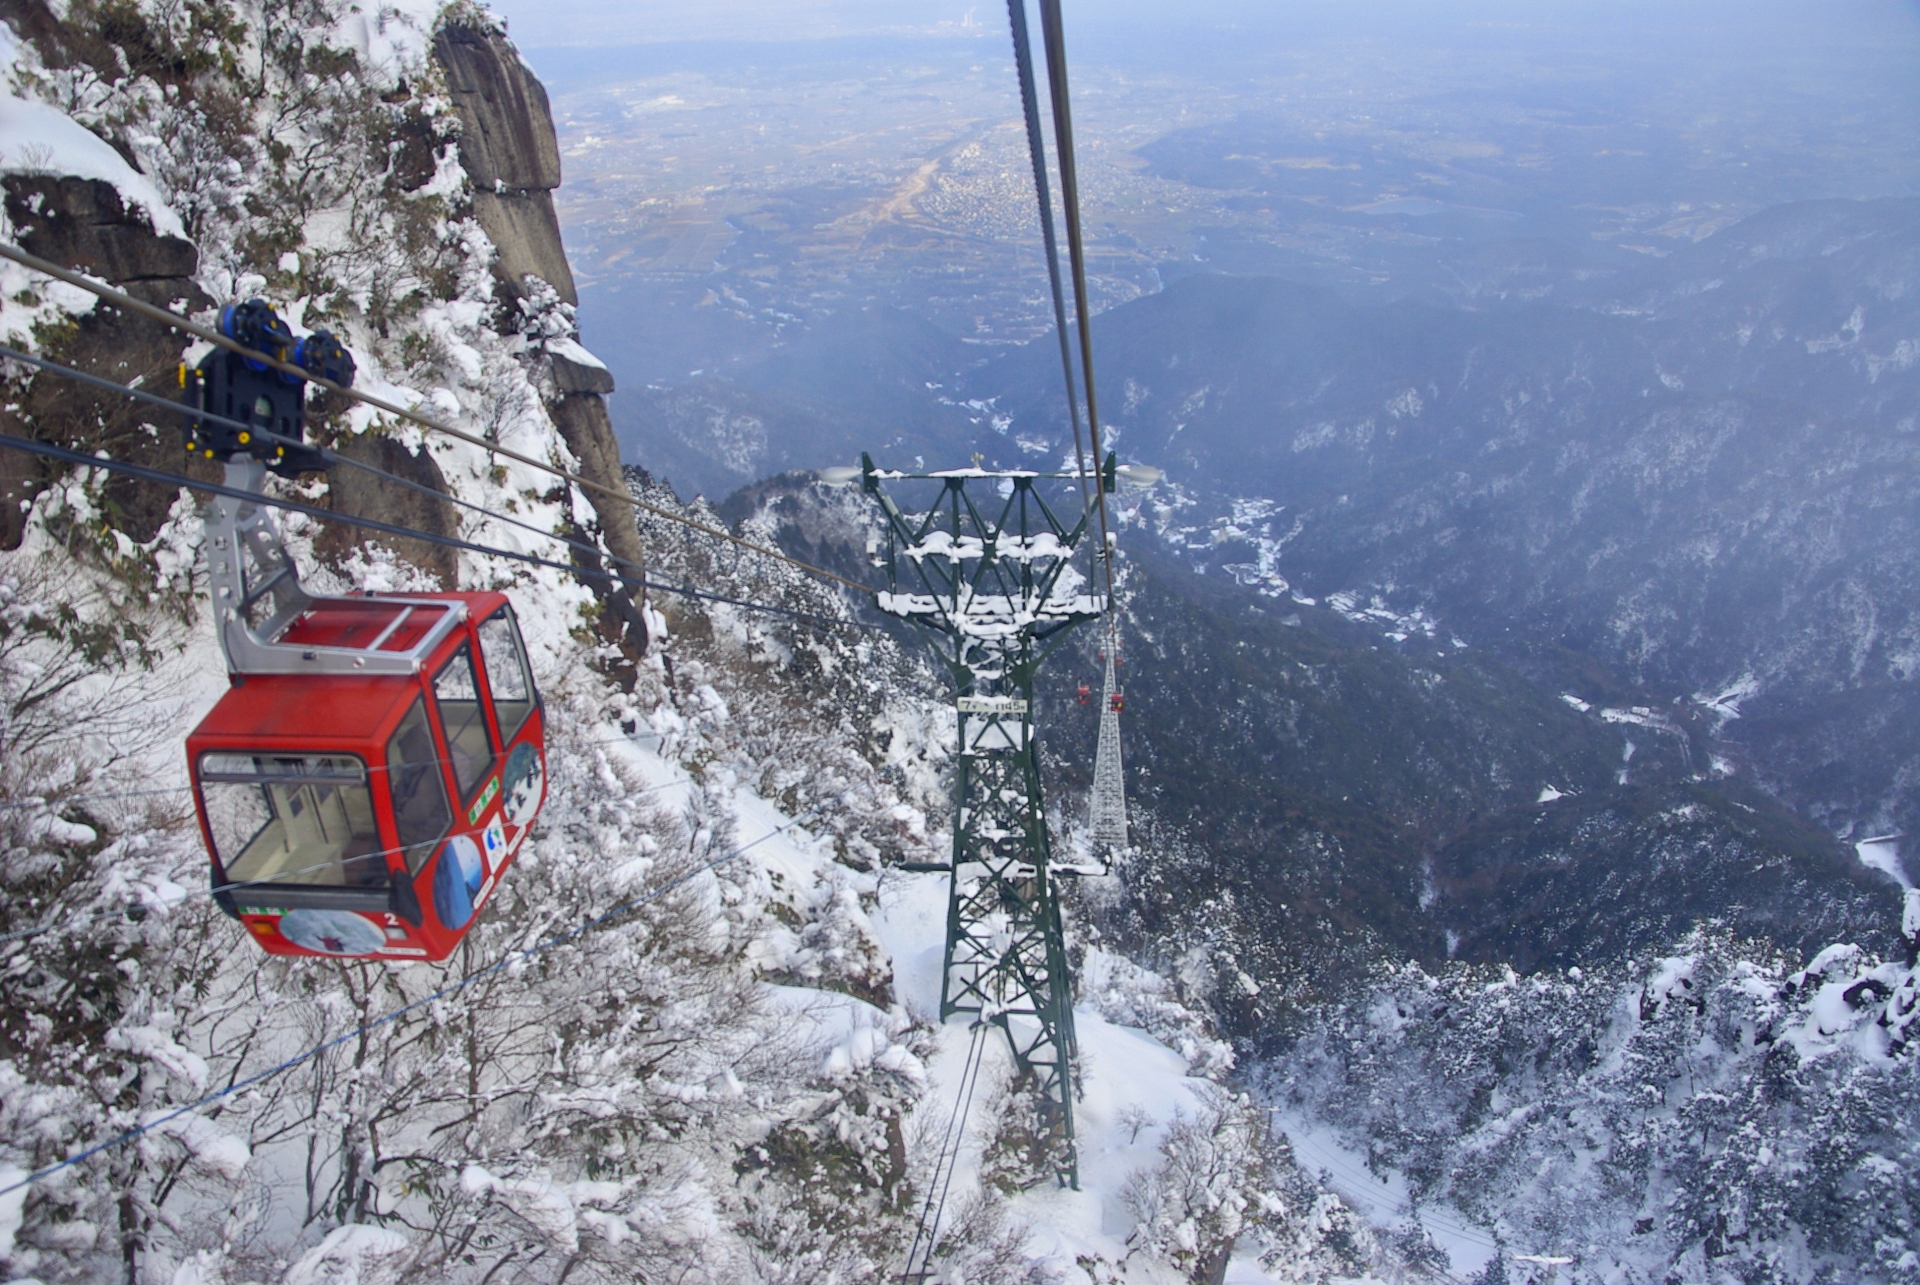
[719,464,1920,1285]
[978,199,1920,854]
[651,205,1920,1064]
[660,197,1920,880]
[725,472,1898,1028]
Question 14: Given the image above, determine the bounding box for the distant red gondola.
[1077,682,1092,705]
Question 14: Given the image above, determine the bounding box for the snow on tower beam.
[861,452,1111,1188]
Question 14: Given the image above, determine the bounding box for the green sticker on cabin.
[467,776,500,825]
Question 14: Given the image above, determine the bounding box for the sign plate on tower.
[958,696,1028,715]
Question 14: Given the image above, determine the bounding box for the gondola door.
[394,601,547,956]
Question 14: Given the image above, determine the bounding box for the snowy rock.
[0,94,183,238]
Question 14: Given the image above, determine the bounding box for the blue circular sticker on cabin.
[502,742,544,828]
[278,909,386,957]
[433,834,486,929]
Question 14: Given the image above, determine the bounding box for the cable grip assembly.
[179,298,354,476]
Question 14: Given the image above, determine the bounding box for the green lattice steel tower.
[862,452,1113,1188]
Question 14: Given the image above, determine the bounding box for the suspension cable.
[1033,0,1118,625]
[0,742,681,815]
[1005,0,1092,519]
[899,1019,989,1282]
[0,790,852,1199]
[0,342,655,590]
[0,239,874,596]
[0,434,874,634]
[919,1020,992,1275]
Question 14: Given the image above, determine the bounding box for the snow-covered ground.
[1265,1109,1499,1279]
[876,870,1202,1277]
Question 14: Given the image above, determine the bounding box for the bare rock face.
[550,391,648,593]
[468,190,577,305]
[550,345,616,396]
[432,22,575,305]
[318,429,462,588]
[5,175,195,284]
[0,173,209,549]
[431,18,647,658]
[430,25,562,192]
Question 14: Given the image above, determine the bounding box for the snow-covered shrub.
[973,1075,1072,1197]
[1080,949,1232,1081]
[1267,923,1920,1283]
[0,555,238,1285]
[1122,1085,1298,1283]
[735,1075,915,1280]
[922,1190,1043,1285]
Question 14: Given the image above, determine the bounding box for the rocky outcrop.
[432,18,648,658]
[4,175,195,284]
[432,22,575,305]
[549,342,615,396]
[0,174,208,548]
[0,174,461,584]
[318,430,462,587]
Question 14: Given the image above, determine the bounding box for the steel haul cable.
[0,342,662,592]
[0,433,873,635]
[0,752,681,816]
[1034,0,1118,623]
[1005,0,1093,521]
[0,790,851,1199]
[0,239,873,596]
[917,1020,991,1278]
[899,1019,989,1283]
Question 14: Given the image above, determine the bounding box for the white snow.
[547,336,608,371]
[872,870,1309,1278]
[1696,672,1760,724]
[0,1164,25,1258]
[283,1225,411,1285]
[1857,835,1910,889]
[1266,1106,1499,1278]
[1600,705,1675,731]
[0,81,183,238]
[461,1166,583,1252]
[1013,1013,1217,1264]
[152,1111,250,1181]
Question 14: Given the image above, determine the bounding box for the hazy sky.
[482,0,1920,62]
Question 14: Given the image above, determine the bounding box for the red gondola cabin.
[188,592,546,961]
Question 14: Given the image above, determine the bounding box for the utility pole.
[863,452,1113,1188]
